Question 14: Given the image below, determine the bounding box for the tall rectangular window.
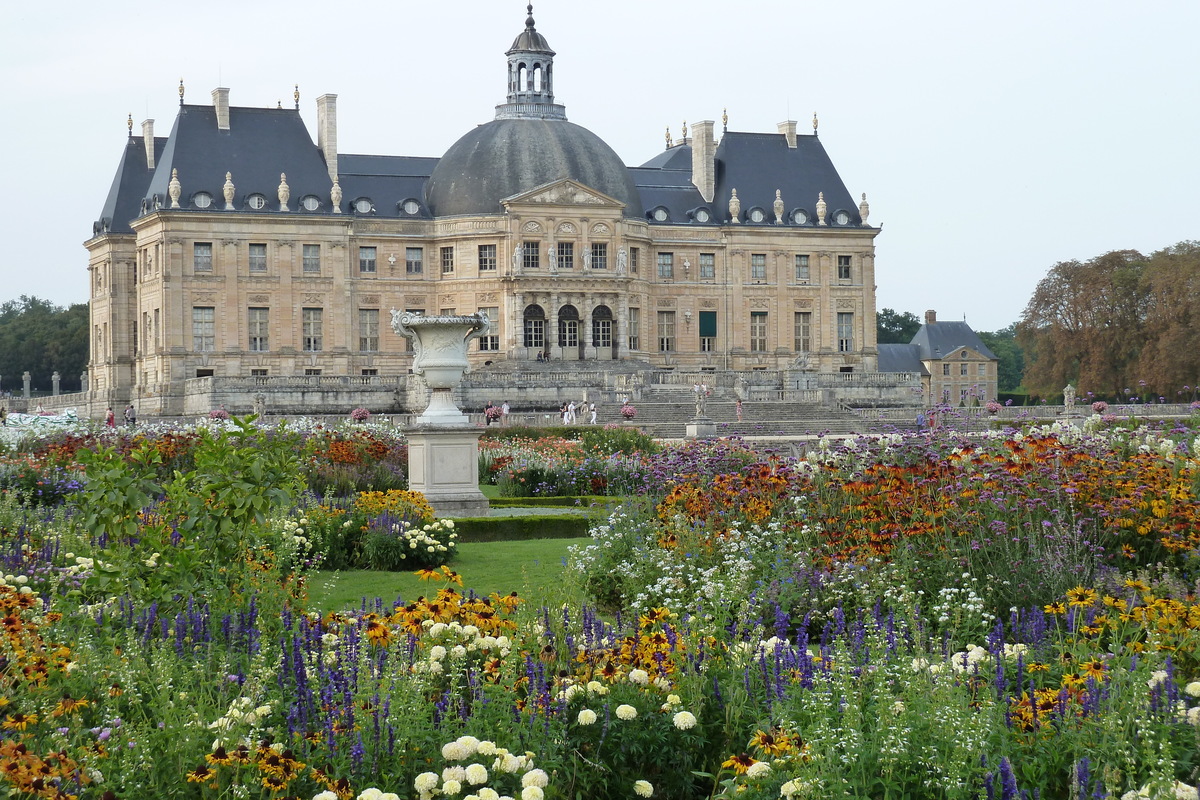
[248,307,269,352]
[359,308,379,352]
[751,253,767,281]
[359,246,376,273]
[629,247,639,273]
[750,311,768,352]
[192,306,215,352]
[657,310,675,352]
[524,316,545,350]
[978,363,987,376]
[793,311,812,352]
[837,312,855,352]
[628,308,640,351]
[302,308,323,352]
[557,242,574,270]
[699,253,715,279]
[795,254,810,282]
[961,363,969,376]
[478,244,497,271]
[522,241,540,270]
[248,243,267,273]
[943,363,951,375]
[699,310,717,352]
[591,242,608,270]
[303,244,321,273]
[193,242,213,272]
[405,247,423,274]
[837,255,852,281]
[478,307,499,351]
[657,252,674,279]
[440,246,455,275]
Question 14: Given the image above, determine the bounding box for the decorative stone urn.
[390,310,491,518]
[391,310,488,424]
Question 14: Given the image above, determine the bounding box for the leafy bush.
[579,426,659,456]
[0,461,83,505]
[362,517,457,571]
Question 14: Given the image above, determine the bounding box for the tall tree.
[876,308,922,344]
[978,325,1025,393]
[1017,243,1200,400]
[0,296,89,394]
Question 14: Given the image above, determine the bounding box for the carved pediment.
[502,179,626,210]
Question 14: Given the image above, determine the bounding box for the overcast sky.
[1,0,1196,331]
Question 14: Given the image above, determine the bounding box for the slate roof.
[94,135,166,235]
[144,105,333,214]
[877,344,929,374]
[630,131,863,228]
[910,321,998,361]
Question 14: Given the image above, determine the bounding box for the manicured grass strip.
[307,537,582,613]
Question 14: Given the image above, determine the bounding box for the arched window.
[523,304,546,351]
[532,64,542,92]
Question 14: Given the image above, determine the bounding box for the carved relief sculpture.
[617,247,628,274]
[548,243,558,274]
[511,244,523,273]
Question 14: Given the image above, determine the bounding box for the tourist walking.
[501,400,510,424]
[0,406,6,426]
[589,402,597,424]
[124,404,136,427]
[735,398,743,422]
[104,407,116,427]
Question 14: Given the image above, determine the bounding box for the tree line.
[0,296,89,394]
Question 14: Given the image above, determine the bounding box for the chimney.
[317,94,338,182]
[777,120,798,148]
[690,119,715,203]
[212,88,230,131]
[141,119,155,169]
[925,310,937,325]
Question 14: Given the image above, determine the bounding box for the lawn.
[306,535,584,612]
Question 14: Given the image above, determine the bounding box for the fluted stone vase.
[391,311,491,517]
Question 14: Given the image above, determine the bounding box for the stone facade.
[84,8,884,417]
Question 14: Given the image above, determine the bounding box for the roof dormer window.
[354,198,374,215]
[192,192,213,209]
[247,193,267,210]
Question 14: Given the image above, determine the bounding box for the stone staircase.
[591,385,909,439]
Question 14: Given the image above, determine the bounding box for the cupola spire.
[496,3,566,120]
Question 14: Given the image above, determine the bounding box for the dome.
[425,118,643,218]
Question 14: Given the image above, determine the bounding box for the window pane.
[793,311,811,351]
[522,242,540,270]
[249,243,267,273]
[750,311,768,352]
[751,253,766,280]
[699,253,715,279]
[591,243,607,270]
[478,306,499,351]
[837,255,852,280]
[440,246,454,274]
[628,308,640,350]
[837,312,854,352]
[303,308,323,352]
[359,308,379,352]
[657,311,675,351]
[478,244,497,271]
[359,246,377,273]
[795,254,810,281]
[303,244,321,273]
[657,252,673,279]
[192,306,215,352]
[406,247,423,274]
[249,307,269,352]
[193,242,213,272]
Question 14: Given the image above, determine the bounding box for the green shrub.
[450,514,589,542]
[579,426,660,456]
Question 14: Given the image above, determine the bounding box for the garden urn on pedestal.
[391,311,491,517]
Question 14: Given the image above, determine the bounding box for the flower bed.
[0,418,1197,798]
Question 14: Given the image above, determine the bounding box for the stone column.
[52,372,61,395]
[548,293,559,360]
[22,372,31,399]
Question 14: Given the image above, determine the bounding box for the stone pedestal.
[405,425,490,518]
[685,416,717,439]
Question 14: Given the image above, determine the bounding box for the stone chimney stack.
[317,94,338,182]
[777,120,798,148]
[212,88,230,131]
[925,310,937,325]
[690,119,715,203]
[141,119,155,169]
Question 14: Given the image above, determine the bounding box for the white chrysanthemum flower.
[430,645,447,661]
[577,709,597,725]
[455,735,480,755]
[1148,670,1169,689]
[495,752,522,773]
[443,765,467,783]
[464,763,489,785]
[634,779,654,797]
[442,779,463,796]
[476,740,497,756]
[665,694,681,706]
[891,701,906,715]
[628,668,649,685]
[476,789,500,800]
[747,761,771,779]
[442,741,467,761]
[672,711,697,730]
[411,776,438,795]
[522,769,549,788]
[1185,681,1200,698]
[616,704,638,720]
[521,787,544,800]
[911,657,929,672]
[315,792,339,800]
[586,680,608,696]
